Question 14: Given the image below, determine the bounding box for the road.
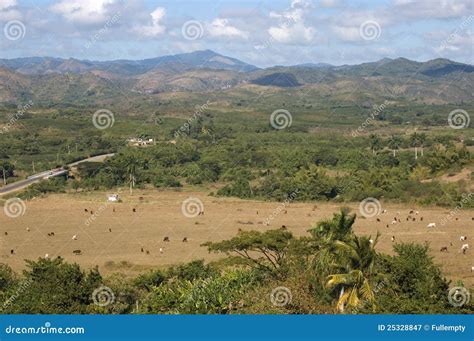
[0,153,115,196]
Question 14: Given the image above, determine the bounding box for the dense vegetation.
[1,211,470,314]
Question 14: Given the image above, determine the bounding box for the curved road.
[0,153,115,196]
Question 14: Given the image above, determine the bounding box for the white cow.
[391,220,397,225]
[461,244,469,254]
[72,234,77,240]
[460,236,467,241]
[427,223,436,228]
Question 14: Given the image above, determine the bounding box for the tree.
[387,135,402,157]
[369,134,381,156]
[202,229,293,274]
[410,132,421,160]
[325,233,379,313]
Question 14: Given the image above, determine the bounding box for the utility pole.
[2,168,6,185]
[32,161,36,173]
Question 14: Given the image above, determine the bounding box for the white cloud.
[0,0,16,11]
[207,18,249,39]
[50,0,115,24]
[319,0,342,8]
[392,0,472,19]
[267,0,316,44]
[132,7,166,37]
[0,0,21,21]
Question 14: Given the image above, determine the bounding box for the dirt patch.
[1,190,472,287]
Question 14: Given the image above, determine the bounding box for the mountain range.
[0,50,472,104]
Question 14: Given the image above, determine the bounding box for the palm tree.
[418,133,427,157]
[369,134,381,156]
[124,156,138,195]
[410,132,420,160]
[387,135,402,157]
[325,233,379,313]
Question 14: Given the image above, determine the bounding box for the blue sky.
[0,0,472,66]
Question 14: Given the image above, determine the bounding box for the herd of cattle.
[3,205,472,273]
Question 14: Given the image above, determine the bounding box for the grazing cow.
[412,218,416,222]
[409,210,414,214]
[284,210,287,214]
[133,208,136,213]
[141,247,144,253]
[472,217,474,221]
[386,224,389,228]
[376,218,381,222]
[420,217,423,221]
[281,225,287,229]
[391,236,395,242]
[113,208,116,213]
[391,220,397,225]
[26,227,30,232]
[84,209,88,213]
[159,248,163,254]
[146,250,150,255]
[163,236,170,242]
[426,223,436,228]
[256,211,259,215]
[72,235,77,240]
[369,239,374,244]
[90,211,94,215]
[471,266,474,272]
[45,254,49,259]
[460,236,467,241]
[4,232,7,236]
[10,249,14,255]
[238,228,243,232]
[461,244,469,254]
[73,249,82,255]
[109,228,112,232]
[440,246,448,252]
[415,211,419,215]
[382,209,387,214]
[182,237,188,242]
[406,217,409,221]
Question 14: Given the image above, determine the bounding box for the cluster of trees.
[0,211,470,314]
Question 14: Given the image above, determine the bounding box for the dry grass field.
[1,189,473,287]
